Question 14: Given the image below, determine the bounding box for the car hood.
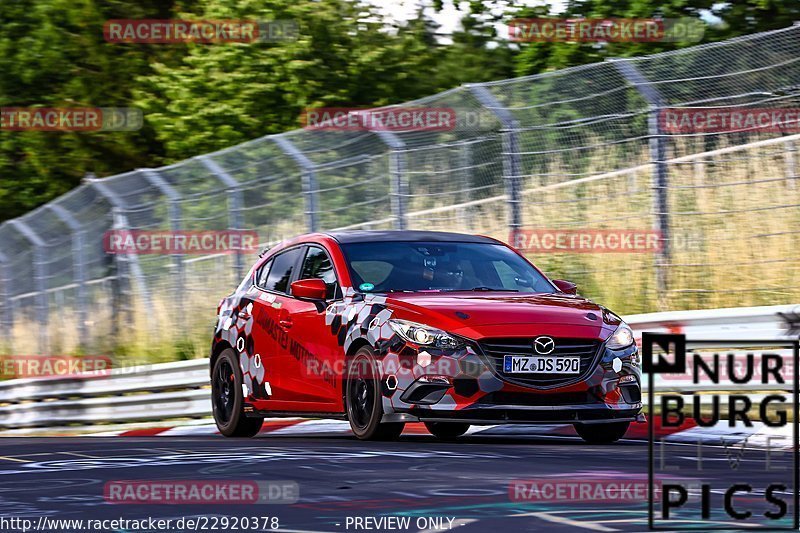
[385,292,618,339]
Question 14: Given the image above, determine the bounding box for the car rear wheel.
[345,347,405,440]
[212,348,263,437]
[574,421,630,444]
[424,422,470,440]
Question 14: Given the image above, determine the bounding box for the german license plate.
[503,355,581,374]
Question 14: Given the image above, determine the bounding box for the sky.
[366,0,566,38]
[365,0,721,40]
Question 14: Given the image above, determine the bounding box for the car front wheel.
[345,347,404,440]
[574,421,630,444]
[212,347,263,437]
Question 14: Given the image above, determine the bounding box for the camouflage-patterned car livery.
[211,230,642,441]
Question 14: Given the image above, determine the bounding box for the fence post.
[693,159,705,187]
[141,169,184,296]
[85,176,152,342]
[457,142,473,230]
[612,59,671,300]
[0,252,13,350]
[467,84,522,234]
[374,131,407,229]
[273,136,319,232]
[197,156,246,279]
[6,220,48,354]
[785,140,797,190]
[46,204,89,349]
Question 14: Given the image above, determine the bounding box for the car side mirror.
[291,278,327,300]
[553,279,578,295]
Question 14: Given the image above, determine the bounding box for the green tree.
[435,2,517,87]
[512,0,800,76]
[0,0,191,220]
[137,0,452,159]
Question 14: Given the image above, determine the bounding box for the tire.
[424,422,470,440]
[212,348,263,437]
[574,421,630,444]
[345,347,405,440]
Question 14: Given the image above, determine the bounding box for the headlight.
[607,323,634,350]
[388,319,463,349]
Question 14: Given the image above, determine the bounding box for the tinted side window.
[263,248,303,293]
[256,259,273,287]
[300,246,340,299]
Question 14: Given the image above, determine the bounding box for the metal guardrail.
[627,303,800,341]
[0,304,797,429]
[0,359,209,428]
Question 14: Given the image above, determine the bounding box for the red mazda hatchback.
[211,231,642,443]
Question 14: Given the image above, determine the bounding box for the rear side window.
[255,259,273,287]
[300,246,340,299]
[263,248,303,293]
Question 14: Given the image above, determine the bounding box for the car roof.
[322,230,500,244]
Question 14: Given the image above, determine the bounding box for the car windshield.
[341,241,556,293]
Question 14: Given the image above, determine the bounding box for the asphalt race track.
[0,428,790,533]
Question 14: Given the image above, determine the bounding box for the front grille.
[477,337,602,389]
[482,390,603,406]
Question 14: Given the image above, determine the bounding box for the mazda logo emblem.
[533,336,555,355]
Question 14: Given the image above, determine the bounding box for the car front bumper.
[382,406,643,425]
[378,340,642,425]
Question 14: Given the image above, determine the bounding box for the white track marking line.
[516,511,616,531]
[57,451,100,458]
[0,455,32,463]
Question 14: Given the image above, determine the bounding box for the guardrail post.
[273,136,319,232]
[86,176,152,342]
[375,131,407,229]
[6,220,48,354]
[612,59,671,300]
[197,156,246,280]
[141,169,184,296]
[467,84,523,233]
[46,204,89,348]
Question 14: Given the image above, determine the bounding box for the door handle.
[279,318,293,329]
[238,311,251,320]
